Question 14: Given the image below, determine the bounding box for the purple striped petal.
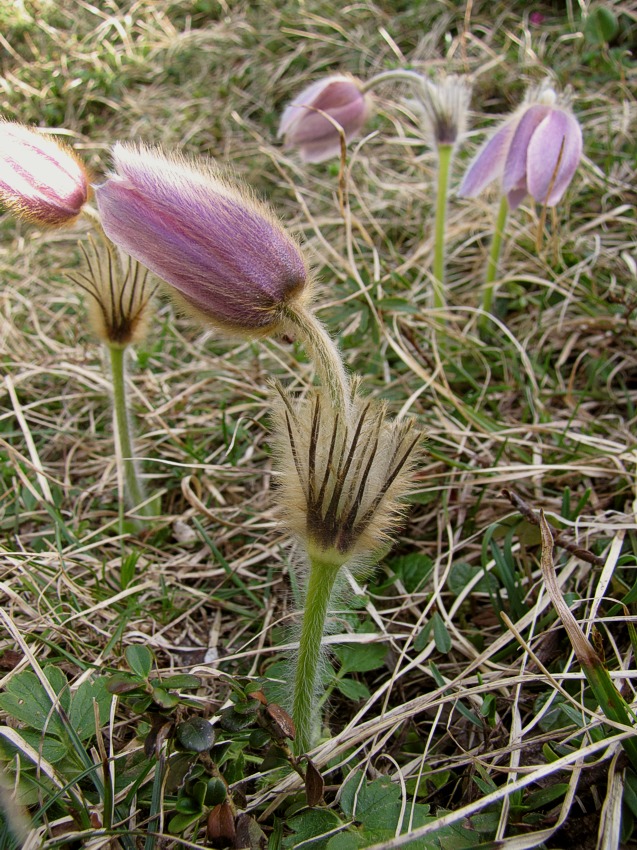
[278,76,369,163]
[526,109,582,206]
[501,104,551,197]
[0,122,88,225]
[457,118,517,198]
[96,144,307,335]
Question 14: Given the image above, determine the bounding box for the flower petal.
[526,109,582,206]
[96,145,307,334]
[278,76,369,162]
[0,122,88,224]
[501,104,551,196]
[457,118,517,198]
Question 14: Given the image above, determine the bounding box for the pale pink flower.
[278,75,370,163]
[95,143,309,337]
[0,122,89,225]
[458,87,582,209]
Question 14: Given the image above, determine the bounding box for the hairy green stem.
[432,143,453,311]
[360,68,424,93]
[109,344,154,519]
[482,195,509,321]
[283,306,350,417]
[293,556,341,754]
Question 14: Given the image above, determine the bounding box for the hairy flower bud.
[458,84,582,209]
[278,75,371,163]
[95,143,309,337]
[0,122,89,225]
[272,382,422,569]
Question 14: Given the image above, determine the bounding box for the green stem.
[482,195,509,320]
[360,69,424,93]
[283,306,350,417]
[432,143,453,311]
[293,556,341,754]
[109,344,154,519]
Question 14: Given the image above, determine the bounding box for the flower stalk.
[481,195,509,322]
[433,143,453,310]
[293,555,341,754]
[272,385,421,750]
[282,305,350,417]
[109,344,155,521]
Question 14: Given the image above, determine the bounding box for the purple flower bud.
[278,75,371,163]
[0,122,89,226]
[458,87,582,210]
[95,144,309,337]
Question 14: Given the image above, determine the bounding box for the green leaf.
[326,834,368,850]
[15,729,69,764]
[69,677,112,741]
[0,670,66,738]
[337,678,371,702]
[175,795,201,815]
[584,6,619,44]
[282,808,342,849]
[432,612,452,654]
[151,687,180,710]
[168,811,202,834]
[390,553,433,593]
[334,643,387,675]
[161,674,202,690]
[447,562,498,596]
[106,673,146,695]
[125,645,153,679]
[340,771,401,829]
[523,783,569,810]
[175,717,215,753]
[376,298,421,315]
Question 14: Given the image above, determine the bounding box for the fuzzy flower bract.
[95,144,309,337]
[272,382,422,570]
[67,236,156,348]
[0,122,89,226]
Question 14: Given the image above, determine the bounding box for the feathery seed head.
[95,143,309,338]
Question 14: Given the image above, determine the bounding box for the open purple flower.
[0,122,89,225]
[278,75,370,163]
[458,87,582,209]
[95,143,309,337]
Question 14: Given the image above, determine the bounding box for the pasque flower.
[272,381,421,752]
[0,122,89,225]
[273,382,421,569]
[95,143,309,337]
[458,86,582,209]
[278,75,370,163]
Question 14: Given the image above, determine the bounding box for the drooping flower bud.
[458,84,582,209]
[67,236,156,348]
[272,382,422,570]
[95,143,309,338]
[0,122,89,226]
[278,75,371,163]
